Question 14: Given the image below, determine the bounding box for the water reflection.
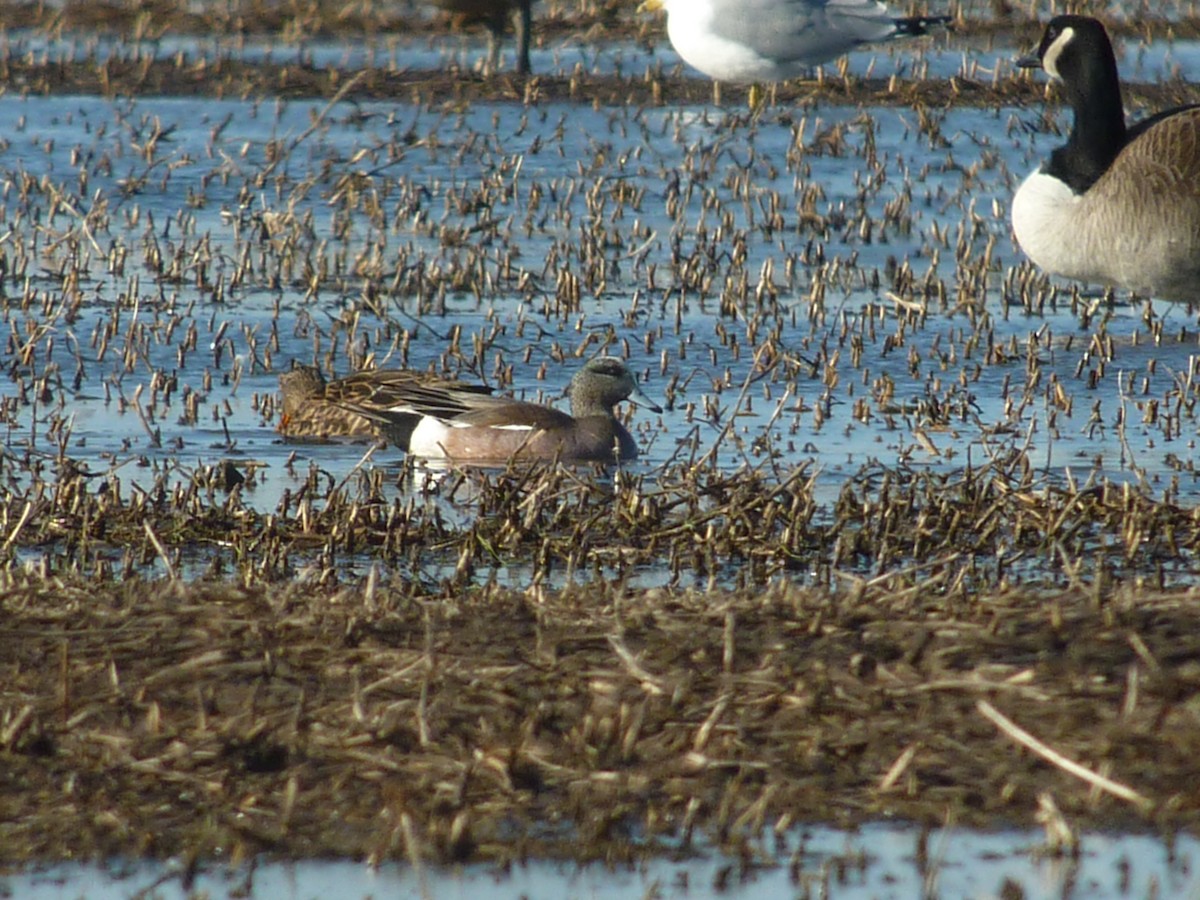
[7,825,1197,899]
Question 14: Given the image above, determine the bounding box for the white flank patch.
[408,417,453,458]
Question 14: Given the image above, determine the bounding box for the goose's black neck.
[1042,16,1128,193]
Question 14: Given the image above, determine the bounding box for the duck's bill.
[629,383,664,414]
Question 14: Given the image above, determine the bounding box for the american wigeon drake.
[277,364,492,444]
[429,0,535,75]
[334,356,662,463]
[639,0,950,84]
[1012,16,1200,301]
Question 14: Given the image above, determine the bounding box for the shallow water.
[8,825,1199,899]
[5,5,1200,594]
[7,92,1198,484]
[7,18,1200,85]
[5,29,1200,589]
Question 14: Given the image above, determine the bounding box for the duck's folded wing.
[451,403,575,430]
[326,371,494,421]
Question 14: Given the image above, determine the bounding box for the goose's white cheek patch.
[1041,26,1075,80]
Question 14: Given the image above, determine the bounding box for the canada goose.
[1012,15,1200,302]
[429,0,534,75]
[333,357,662,463]
[638,0,950,84]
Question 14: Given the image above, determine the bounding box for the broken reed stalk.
[143,520,179,580]
[976,699,1153,811]
[877,742,919,793]
[692,342,777,471]
[260,70,367,180]
[4,498,35,551]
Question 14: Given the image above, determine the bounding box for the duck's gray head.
[569,357,662,415]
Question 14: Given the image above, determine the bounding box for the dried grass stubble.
[3,575,1200,864]
[8,442,1200,586]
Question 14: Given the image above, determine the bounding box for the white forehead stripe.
[1042,26,1075,80]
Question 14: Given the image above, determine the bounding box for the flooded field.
[9,825,1200,898]
[5,0,1200,892]
[9,34,1200,583]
